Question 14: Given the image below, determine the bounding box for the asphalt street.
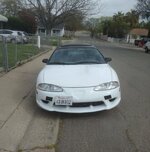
[0,32,150,152]
[56,32,150,152]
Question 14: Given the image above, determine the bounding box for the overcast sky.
[99,0,137,17]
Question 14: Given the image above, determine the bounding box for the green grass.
[0,36,61,70]
[50,37,61,46]
[39,36,61,46]
[0,42,40,69]
[62,36,72,40]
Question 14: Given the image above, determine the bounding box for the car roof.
[59,44,96,48]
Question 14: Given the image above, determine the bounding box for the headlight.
[94,81,119,91]
[37,83,63,92]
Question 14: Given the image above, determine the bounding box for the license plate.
[54,96,73,105]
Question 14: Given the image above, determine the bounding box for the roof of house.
[0,14,8,22]
[130,28,149,36]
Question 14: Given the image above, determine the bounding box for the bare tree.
[136,0,150,20]
[0,0,22,16]
[23,0,101,33]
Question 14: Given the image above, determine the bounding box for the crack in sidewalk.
[125,129,140,152]
[0,85,35,130]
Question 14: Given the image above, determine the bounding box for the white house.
[37,23,65,37]
[127,28,149,44]
[51,24,64,37]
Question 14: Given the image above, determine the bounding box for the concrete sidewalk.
[112,42,144,51]
[0,50,59,152]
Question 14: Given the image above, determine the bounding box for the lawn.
[0,36,60,70]
[0,42,40,69]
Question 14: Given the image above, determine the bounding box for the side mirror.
[105,57,112,63]
[42,59,48,63]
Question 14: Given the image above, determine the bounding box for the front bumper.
[36,87,121,113]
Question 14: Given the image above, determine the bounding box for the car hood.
[40,64,113,87]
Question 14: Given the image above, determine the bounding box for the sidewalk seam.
[0,85,35,130]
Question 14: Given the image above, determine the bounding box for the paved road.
[0,32,149,152]
[56,32,150,152]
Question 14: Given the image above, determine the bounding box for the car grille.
[70,101,104,107]
[53,101,105,108]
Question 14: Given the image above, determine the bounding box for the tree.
[64,10,84,31]
[95,12,130,38]
[111,12,129,38]
[0,0,22,16]
[136,0,150,20]
[3,9,37,33]
[0,0,101,33]
[19,10,37,33]
[24,0,101,33]
[85,18,100,37]
[4,16,25,30]
[125,10,139,28]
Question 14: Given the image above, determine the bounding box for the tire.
[145,47,149,53]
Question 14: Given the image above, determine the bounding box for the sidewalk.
[113,42,144,51]
[0,50,59,152]
[93,37,145,52]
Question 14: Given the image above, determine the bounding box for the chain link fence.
[0,35,61,73]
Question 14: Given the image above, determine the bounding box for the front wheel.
[145,47,149,53]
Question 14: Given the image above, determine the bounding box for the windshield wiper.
[74,61,101,64]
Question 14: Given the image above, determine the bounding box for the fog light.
[104,95,111,100]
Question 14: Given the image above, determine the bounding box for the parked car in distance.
[144,41,150,53]
[0,29,13,42]
[0,29,28,43]
[36,44,121,113]
[134,38,150,47]
[11,30,28,43]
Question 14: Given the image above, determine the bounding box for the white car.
[0,29,28,43]
[0,29,13,42]
[36,44,121,113]
[10,30,28,43]
[144,41,150,53]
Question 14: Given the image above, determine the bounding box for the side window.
[3,30,7,34]
[7,31,12,34]
[5,30,12,34]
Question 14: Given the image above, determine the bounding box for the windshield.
[48,47,106,65]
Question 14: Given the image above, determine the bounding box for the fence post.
[2,36,8,72]
[15,40,18,63]
[37,35,41,49]
[57,36,61,46]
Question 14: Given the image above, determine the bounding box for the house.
[0,14,8,29]
[37,23,65,37]
[51,24,64,37]
[127,28,149,44]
